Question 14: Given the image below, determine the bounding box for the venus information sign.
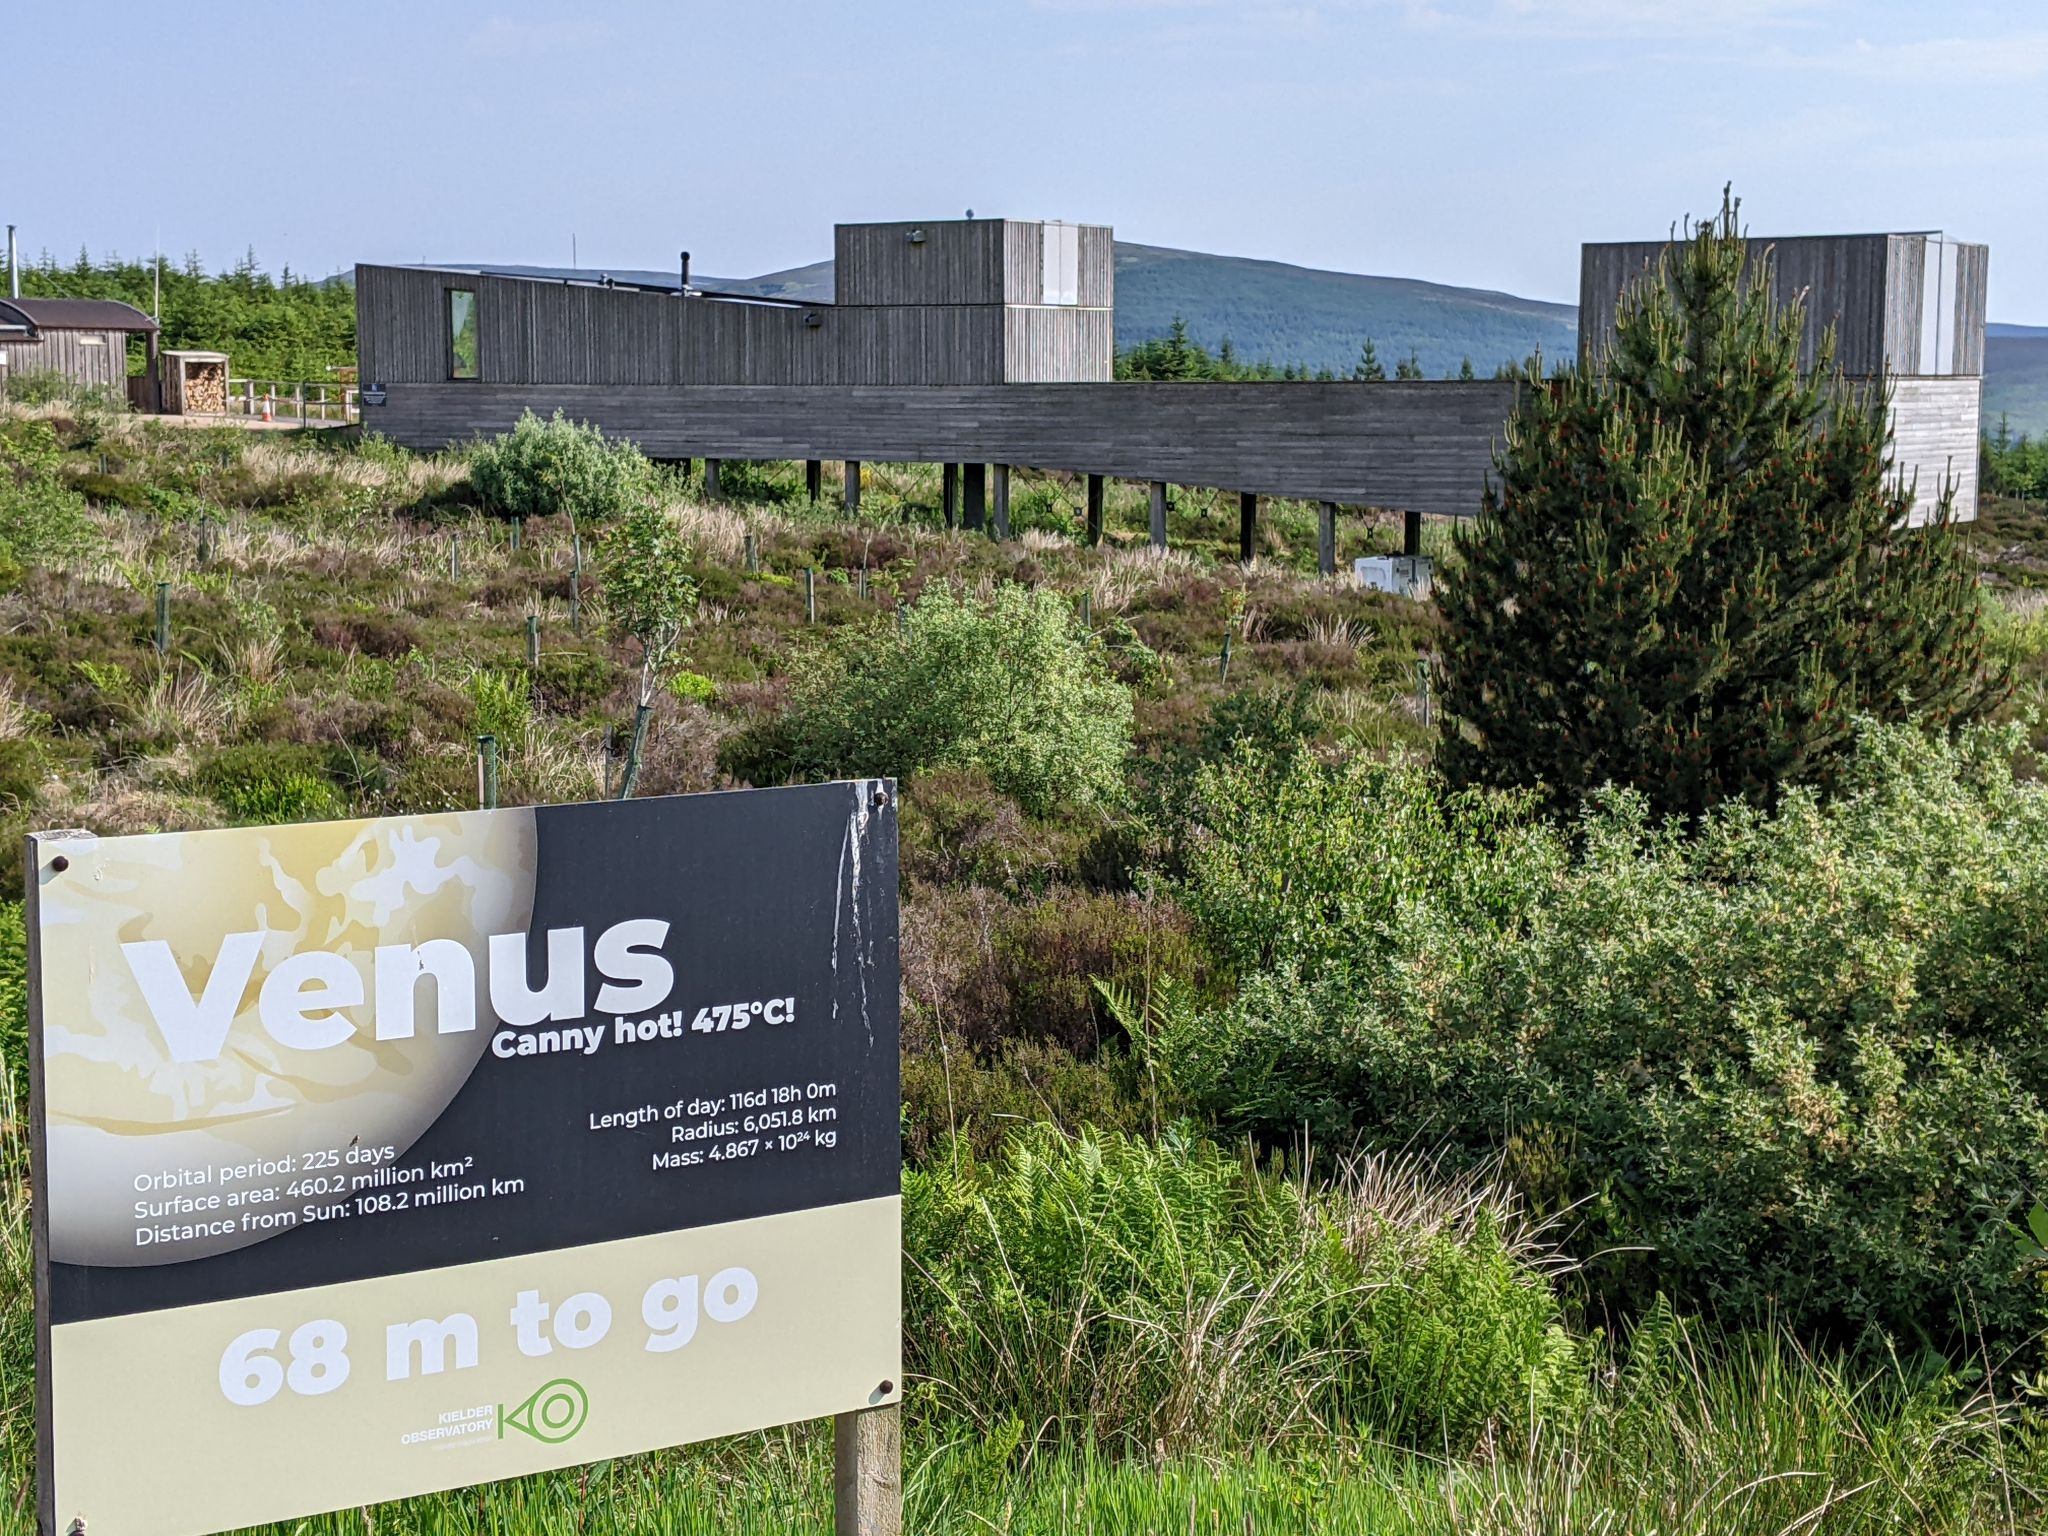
[27,781,900,1536]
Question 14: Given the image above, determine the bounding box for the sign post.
[27,781,901,1536]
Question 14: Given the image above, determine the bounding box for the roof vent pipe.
[7,226,17,299]
[679,250,691,295]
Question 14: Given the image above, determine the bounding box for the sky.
[9,1,2045,319]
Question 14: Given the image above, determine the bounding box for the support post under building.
[1149,481,1168,549]
[942,463,958,528]
[705,458,723,501]
[992,464,1010,540]
[1086,474,1104,546]
[845,460,862,515]
[1403,509,1423,558]
[963,463,987,531]
[806,459,823,503]
[1318,502,1338,576]
[1239,492,1258,564]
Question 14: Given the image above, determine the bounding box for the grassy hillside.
[0,399,2043,1532]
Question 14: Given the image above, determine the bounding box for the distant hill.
[723,243,1576,378]
[1107,243,1575,378]
[1986,337,2048,438]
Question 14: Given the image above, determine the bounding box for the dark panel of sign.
[38,781,899,1323]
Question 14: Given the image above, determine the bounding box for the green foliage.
[905,1124,1577,1454]
[1986,418,2048,500]
[71,659,131,696]
[0,370,123,412]
[1177,743,1553,977]
[1119,319,1338,383]
[0,422,95,570]
[1165,722,2048,1357]
[1439,191,2001,821]
[534,649,620,714]
[901,1038,1157,1164]
[599,504,697,707]
[464,668,534,745]
[0,903,23,1106]
[4,246,355,379]
[666,669,717,704]
[750,583,1132,815]
[468,410,650,527]
[1099,616,1167,691]
[193,744,345,825]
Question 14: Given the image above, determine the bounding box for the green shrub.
[467,410,649,527]
[0,901,24,1105]
[0,422,95,569]
[535,649,622,714]
[702,459,798,504]
[1163,722,2048,1358]
[905,1124,1577,1454]
[1101,617,1168,691]
[0,741,42,810]
[900,1038,1156,1164]
[898,768,1095,893]
[1,369,121,411]
[464,668,533,744]
[750,583,1132,815]
[194,744,346,825]
[1438,192,1999,822]
[666,669,717,704]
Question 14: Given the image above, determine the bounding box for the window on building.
[448,289,479,379]
[1039,223,1079,306]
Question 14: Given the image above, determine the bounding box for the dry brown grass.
[129,667,232,748]
[234,437,465,503]
[0,680,35,742]
[30,767,218,838]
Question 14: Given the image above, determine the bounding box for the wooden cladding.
[364,373,1980,524]
[0,330,130,390]
[835,221,1008,306]
[1580,233,1988,379]
[832,220,1113,310]
[1889,376,1982,525]
[366,379,1520,516]
[357,262,1112,387]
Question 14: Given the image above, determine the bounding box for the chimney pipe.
[679,250,691,294]
[7,226,17,299]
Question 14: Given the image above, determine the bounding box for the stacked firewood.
[183,361,229,414]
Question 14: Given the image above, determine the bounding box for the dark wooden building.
[355,216,1988,549]
[0,297,158,398]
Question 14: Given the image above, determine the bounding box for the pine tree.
[1395,350,1425,379]
[1353,339,1386,381]
[1458,357,1477,380]
[1436,191,2002,822]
